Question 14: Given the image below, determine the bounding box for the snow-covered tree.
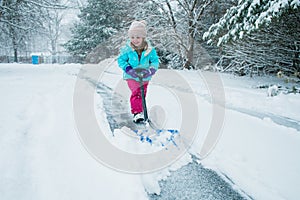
[64,0,126,59]
[42,2,64,63]
[150,0,218,69]
[129,0,233,69]
[42,0,82,63]
[203,0,300,46]
[0,0,66,62]
[216,7,300,76]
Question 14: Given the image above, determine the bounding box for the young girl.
[117,20,159,123]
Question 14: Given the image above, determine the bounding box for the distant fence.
[0,56,31,63]
[42,55,83,64]
[0,55,83,64]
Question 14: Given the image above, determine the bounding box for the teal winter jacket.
[117,40,159,81]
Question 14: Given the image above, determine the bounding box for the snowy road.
[1,62,300,200]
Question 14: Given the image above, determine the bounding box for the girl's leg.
[126,79,149,114]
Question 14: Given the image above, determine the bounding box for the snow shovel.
[131,68,180,146]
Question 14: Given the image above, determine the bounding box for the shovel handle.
[135,68,148,121]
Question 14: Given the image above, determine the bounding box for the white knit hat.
[128,20,147,38]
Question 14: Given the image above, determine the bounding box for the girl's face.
[130,36,143,47]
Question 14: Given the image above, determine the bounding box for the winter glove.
[125,66,138,78]
[142,67,156,78]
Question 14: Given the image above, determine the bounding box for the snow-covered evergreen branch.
[216,8,300,76]
[203,0,300,46]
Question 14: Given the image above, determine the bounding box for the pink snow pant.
[127,79,149,114]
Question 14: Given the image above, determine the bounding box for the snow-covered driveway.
[1,61,300,200]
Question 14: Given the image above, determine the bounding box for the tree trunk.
[14,48,18,63]
[51,40,57,63]
[185,16,195,69]
[185,36,195,69]
[12,31,18,63]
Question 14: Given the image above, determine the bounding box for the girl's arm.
[149,48,159,70]
[117,50,129,71]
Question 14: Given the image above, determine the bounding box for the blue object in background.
[32,55,39,64]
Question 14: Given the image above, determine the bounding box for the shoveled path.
[96,81,250,200]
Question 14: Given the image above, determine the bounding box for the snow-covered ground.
[0,60,299,200]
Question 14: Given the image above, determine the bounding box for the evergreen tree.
[203,0,300,46]
[216,7,300,76]
[64,0,125,59]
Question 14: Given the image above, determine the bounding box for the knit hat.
[128,20,147,38]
